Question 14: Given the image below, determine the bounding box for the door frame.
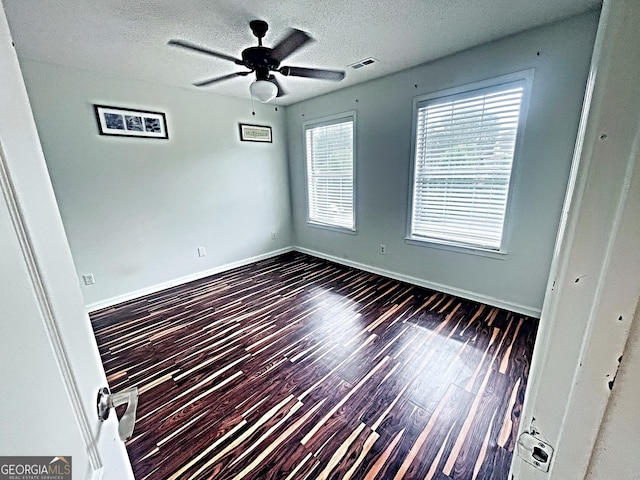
[511,0,640,478]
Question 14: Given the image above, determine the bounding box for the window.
[409,76,528,251]
[305,114,355,231]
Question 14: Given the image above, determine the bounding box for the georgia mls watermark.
[0,457,71,480]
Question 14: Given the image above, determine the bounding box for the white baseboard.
[86,247,294,313]
[294,246,541,318]
[87,245,541,318]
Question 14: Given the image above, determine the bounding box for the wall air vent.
[348,57,378,70]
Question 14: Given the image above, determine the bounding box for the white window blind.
[410,81,525,250]
[305,117,355,230]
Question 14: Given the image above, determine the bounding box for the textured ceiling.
[2,0,600,105]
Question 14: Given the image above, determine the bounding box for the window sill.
[405,236,508,259]
[307,221,357,235]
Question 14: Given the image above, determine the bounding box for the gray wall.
[286,12,599,315]
[20,60,292,307]
[19,11,598,314]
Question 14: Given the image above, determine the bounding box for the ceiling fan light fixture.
[250,80,278,103]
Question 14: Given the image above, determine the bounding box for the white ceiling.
[3,0,600,106]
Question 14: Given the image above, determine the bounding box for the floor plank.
[90,252,538,479]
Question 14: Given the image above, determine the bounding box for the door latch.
[517,431,554,472]
[97,387,139,441]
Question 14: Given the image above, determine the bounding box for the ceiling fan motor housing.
[241,46,280,80]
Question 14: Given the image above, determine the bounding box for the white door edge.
[0,146,104,476]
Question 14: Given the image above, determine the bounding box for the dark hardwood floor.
[90,252,538,480]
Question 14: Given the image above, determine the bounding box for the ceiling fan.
[168,20,346,103]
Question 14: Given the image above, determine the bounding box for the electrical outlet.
[271,231,277,240]
[379,244,386,255]
[197,247,207,257]
[83,274,95,285]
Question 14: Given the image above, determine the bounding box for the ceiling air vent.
[348,57,378,70]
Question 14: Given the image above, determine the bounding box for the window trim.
[303,110,357,233]
[405,70,534,256]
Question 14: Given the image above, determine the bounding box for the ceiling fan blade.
[268,76,287,97]
[270,28,313,62]
[193,71,251,87]
[168,39,243,65]
[279,66,345,81]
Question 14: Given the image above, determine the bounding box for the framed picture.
[94,105,168,139]
[239,123,272,143]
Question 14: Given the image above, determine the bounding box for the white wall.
[19,60,292,307]
[286,12,599,316]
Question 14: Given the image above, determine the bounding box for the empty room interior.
[2,0,640,479]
